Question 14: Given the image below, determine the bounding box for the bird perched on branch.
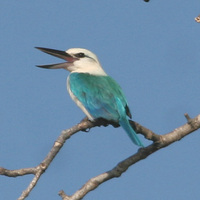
[36,47,143,147]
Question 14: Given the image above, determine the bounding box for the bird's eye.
[75,53,85,58]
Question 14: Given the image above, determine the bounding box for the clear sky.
[1,1,200,200]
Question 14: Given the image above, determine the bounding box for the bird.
[35,47,143,147]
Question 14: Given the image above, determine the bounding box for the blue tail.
[119,119,144,147]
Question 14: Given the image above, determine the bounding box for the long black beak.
[35,47,77,69]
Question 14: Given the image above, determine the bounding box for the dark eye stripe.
[75,53,85,58]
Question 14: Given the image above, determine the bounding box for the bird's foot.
[80,117,91,132]
[80,117,120,132]
[94,118,120,128]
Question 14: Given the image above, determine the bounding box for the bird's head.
[35,47,106,75]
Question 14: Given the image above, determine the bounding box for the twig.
[129,120,160,142]
[195,14,200,23]
[0,167,37,177]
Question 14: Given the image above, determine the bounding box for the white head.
[36,47,107,76]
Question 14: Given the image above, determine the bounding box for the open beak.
[35,47,77,69]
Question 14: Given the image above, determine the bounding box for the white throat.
[67,61,107,76]
[71,65,107,75]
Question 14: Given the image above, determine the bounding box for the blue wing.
[69,73,143,146]
[69,73,128,121]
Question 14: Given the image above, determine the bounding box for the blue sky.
[1,1,200,199]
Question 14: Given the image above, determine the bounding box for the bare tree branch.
[17,121,97,200]
[18,168,43,200]
[0,167,37,177]
[0,120,95,200]
[59,114,200,200]
[1,114,199,200]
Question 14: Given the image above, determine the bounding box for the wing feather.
[69,73,131,121]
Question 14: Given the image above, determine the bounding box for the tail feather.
[119,119,144,147]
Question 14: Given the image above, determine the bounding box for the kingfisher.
[36,47,143,147]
